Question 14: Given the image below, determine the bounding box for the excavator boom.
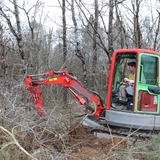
[25,70,105,119]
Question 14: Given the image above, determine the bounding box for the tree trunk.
[13,0,24,61]
[71,0,88,87]
[108,0,114,59]
[91,0,99,90]
[0,0,25,72]
[62,0,67,104]
[153,11,160,49]
[132,0,142,48]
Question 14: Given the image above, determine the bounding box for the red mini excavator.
[25,48,160,133]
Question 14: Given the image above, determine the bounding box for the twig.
[106,122,151,159]
[106,123,114,144]
[80,102,97,124]
[0,126,37,160]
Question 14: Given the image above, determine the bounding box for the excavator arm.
[25,70,105,119]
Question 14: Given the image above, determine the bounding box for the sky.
[1,0,160,34]
[14,0,110,31]
[27,0,160,32]
[1,0,64,31]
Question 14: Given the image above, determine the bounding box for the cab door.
[134,53,160,114]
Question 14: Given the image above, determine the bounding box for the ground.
[1,119,160,160]
[0,101,128,160]
[63,123,127,160]
[11,123,127,160]
[15,122,127,160]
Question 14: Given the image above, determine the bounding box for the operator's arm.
[124,78,134,86]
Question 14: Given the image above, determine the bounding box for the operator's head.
[128,61,136,72]
[128,61,136,67]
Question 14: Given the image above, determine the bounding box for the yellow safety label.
[49,77,58,82]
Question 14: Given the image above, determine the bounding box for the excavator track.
[90,125,153,140]
[76,115,154,140]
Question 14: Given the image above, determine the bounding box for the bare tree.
[108,0,114,58]
[114,2,127,48]
[0,23,10,76]
[62,0,67,104]
[0,0,26,73]
[131,0,142,48]
[70,0,88,86]
[91,0,99,89]
[153,10,160,49]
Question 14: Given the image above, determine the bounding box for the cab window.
[140,55,158,85]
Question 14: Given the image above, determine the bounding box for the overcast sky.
[1,0,160,33]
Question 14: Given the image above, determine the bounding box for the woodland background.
[0,0,160,159]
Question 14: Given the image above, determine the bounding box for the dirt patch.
[14,123,127,160]
[64,123,127,159]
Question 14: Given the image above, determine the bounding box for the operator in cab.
[119,60,136,104]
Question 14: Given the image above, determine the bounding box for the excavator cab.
[105,49,160,130]
[109,49,159,113]
[110,53,136,109]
